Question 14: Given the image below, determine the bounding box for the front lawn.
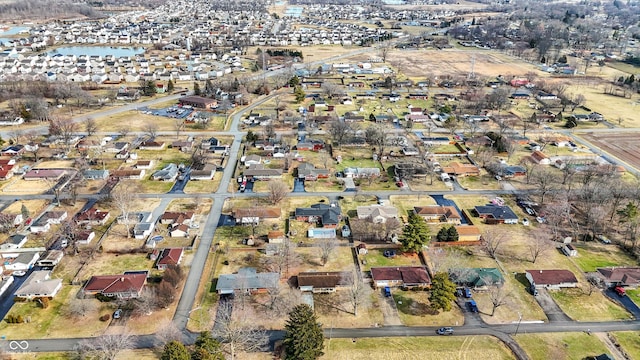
[550,288,632,321]
[392,290,464,326]
[516,332,609,360]
[323,336,515,360]
[571,242,637,272]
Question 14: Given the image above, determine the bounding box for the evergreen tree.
[167,80,175,93]
[401,212,430,253]
[289,75,300,87]
[294,86,306,103]
[143,80,157,96]
[436,227,448,242]
[20,204,29,221]
[446,226,459,241]
[161,341,190,360]
[429,272,457,312]
[193,331,224,359]
[194,82,202,96]
[283,304,324,360]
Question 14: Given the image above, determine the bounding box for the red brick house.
[82,271,148,299]
[153,248,184,270]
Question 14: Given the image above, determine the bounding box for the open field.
[516,332,609,360]
[571,242,637,272]
[322,336,515,360]
[565,82,640,128]
[580,132,640,172]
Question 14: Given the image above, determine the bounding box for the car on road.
[436,327,454,335]
[113,309,122,319]
[384,287,391,297]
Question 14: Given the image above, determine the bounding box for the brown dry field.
[384,50,537,79]
[580,132,640,172]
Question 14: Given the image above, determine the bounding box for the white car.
[536,217,546,223]
[522,219,530,226]
[12,271,26,277]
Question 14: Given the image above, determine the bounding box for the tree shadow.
[393,294,438,316]
[313,293,351,315]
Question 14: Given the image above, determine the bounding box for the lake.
[0,26,30,36]
[48,46,146,58]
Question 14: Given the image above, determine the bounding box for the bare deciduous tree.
[77,332,134,360]
[117,126,131,138]
[343,271,372,316]
[260,237,301,278]
[214,300,269,360]
[49,116,78,152]
[85,117,98,137]
[173,118,185,139]
[143,122,158,140]
[66,297,97,318]
[482,228,507,259]
[110,181,139,238]
[317,239,339,266]
[328,120,353,148]
[267,180,288,205]
[532,168,558,205]
[488,284,511,316]
[528,228,554,263]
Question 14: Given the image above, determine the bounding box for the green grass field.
[516,332,609,360]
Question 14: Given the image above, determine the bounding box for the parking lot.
[141,106,193,119]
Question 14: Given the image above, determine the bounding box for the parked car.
[536,216,546,223]
[384,287,391,297]
[522,219,530,226]
[495,175,502,181]
[113,309,123,319]
[436,327,454,335]
[464,287,472,298]
[597,235,611,244]
[614,286,626,297]
[12,270,26,277]
[530,285,539,296]
[467,300,478,313]
[383,250,396,258]
[60,239,68,248]
[525,207,535,216]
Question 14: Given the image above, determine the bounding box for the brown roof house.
[530,151,550,165]
[414,205,462,224]
[267,230,286,244]
[596,267,640,288]
[370,266,431,289]
[526,269,578,290]
[75,207,110,226]
[232,207,281,224]
[82,271,148,299]
[23,169,65,181]
[152,248,184,270]
[297,271,352,293]
[454,225,482,241]
[160,211,195,226]
[441,162,480,177]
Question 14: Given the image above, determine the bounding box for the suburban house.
[152,163,179,181]
[370,266,431,289]
[455,225,482,241]
[135,160,155,170]
[449,268,505,289]
[23,169,65,181]
[36,250,64,267]
[295,203,342,228]
[596,267,640,288]
[1,252,40,270]
[14,270,63,301]
[0,234,27,250]
[414,205,462,224]
[297,271,352,293]
[267,230,286,244]
[526,269,579,290]
[190,165,216,180]
[501,165,527,177]
[160,211,195,226]
[297,163,330,181]
[83,169,109,180]
[215,267,279,295]
[138,141,166,150]
[232,207,281,224]
[243,154,261,167]
[343,167,381,178]
[169,224,189,238]
[474,205,519,224]
[134,222,154,239]
[111,169,145,180]
[82,271,148,299]
[152,248,184,270]
[30,211,68,233]
[356,205,398,224]
[441,162,480,177]
[530,150,550,165]
[243,164,283,180]
[75,207,110,226]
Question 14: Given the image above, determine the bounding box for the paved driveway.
[604,288,640,318]
[293,178,305,192]
[534,288,571,322]
[379,290,402,326]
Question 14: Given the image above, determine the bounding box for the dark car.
[384,287,391,297]
[464,287,472,298]
[436,327,454,335]
[383,250,396,258]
